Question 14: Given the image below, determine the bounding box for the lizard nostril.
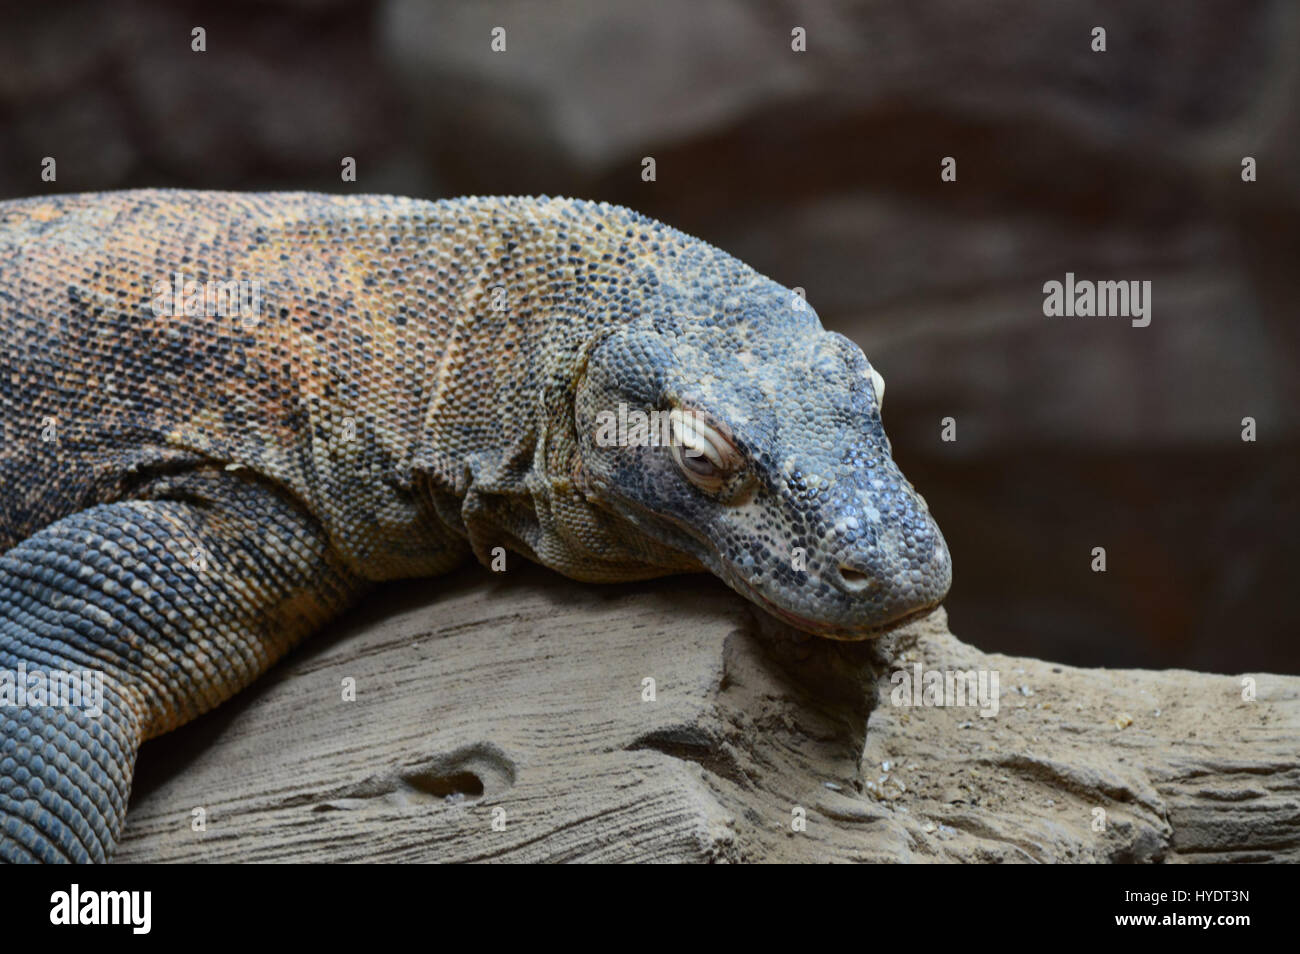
[837,565,875,592]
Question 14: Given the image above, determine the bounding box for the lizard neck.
[404,198,623,569]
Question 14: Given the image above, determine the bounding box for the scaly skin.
[0,190,949,861]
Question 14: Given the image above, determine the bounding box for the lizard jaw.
[723,561,941,641]
[593,493,941,640]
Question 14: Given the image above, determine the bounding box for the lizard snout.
[823,504,952,633]
[832,562,878,593]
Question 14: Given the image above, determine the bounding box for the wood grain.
[117,564,1300,863]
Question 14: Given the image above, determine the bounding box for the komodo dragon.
[0,190,950,862]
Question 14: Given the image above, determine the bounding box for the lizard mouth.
[725,567,938,641]
[593,491,939,640]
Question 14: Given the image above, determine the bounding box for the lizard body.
[0,190,949,861]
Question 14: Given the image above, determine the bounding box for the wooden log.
[116,564,1300,863]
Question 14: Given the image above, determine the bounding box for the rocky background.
[1,0,1295,673]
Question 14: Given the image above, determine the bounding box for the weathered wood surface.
[116,564,1299,863]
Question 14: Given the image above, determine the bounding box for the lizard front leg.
[0,474,364,862]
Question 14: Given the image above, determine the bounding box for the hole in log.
[401,768,485,800]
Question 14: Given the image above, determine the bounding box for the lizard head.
[573,279,951,640]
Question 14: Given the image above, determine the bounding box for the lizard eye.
[669,408,740,492]
[869,367,886,407]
